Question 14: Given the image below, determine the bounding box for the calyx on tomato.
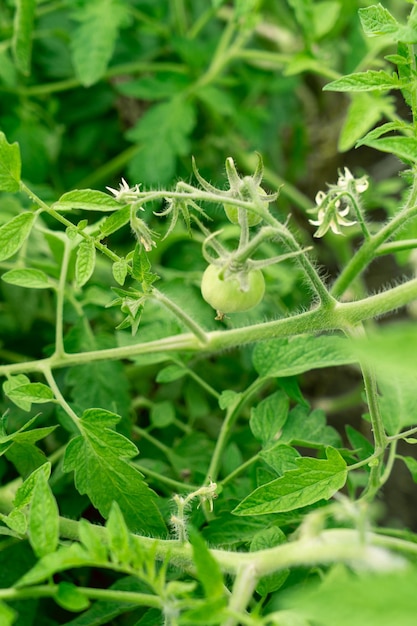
[201,264,265,314]
[223,186,267,227]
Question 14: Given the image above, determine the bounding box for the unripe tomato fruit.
[223,187,268,227]
[201,264,265,313]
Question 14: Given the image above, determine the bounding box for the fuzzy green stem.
[152,288,208,344]
[204,378,267,484]
[346,324,387,501]
[58,517,415,576]
[0,585,163,608]
[332,186,417,299]
[54,239,71,358]
[223,565,259,626]
[2,275,417,378]
[20,182,123,267]
[42,367,80,426]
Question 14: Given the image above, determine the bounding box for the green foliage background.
[1,1,417,625]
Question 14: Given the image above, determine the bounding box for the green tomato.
[223,187,268,227]
[201,264,265,313]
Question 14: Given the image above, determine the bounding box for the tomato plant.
[1,2,417,626]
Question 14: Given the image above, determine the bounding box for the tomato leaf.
[233,447,347,515]
[70,0,129,87]
[2,268,51,289]
[253,334,354,378]
[0,133,21,192]
[75,240,96,287]
[358,4,399,37]
[12,0,36,75]
[6,382,54,409]
[126,97,196,185]
[324,70,403,92]
[280,405,341,448]
[53,189,121,212]
[357,135,417,163]
[28,470,59,558]
[62,408,166,535]
[0,213,35,261]
[250,390,289,447]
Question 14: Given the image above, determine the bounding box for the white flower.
[106,178,142,203]
[337,167,369,194]
[308,168,368,238]
[309,193,356,238]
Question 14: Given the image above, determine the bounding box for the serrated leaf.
[345,425,374,462]
[131,244,158,286]
[233,447,347,515]
[156,364,187,383]
[0,212,35,261]
[0,132,21,192]
[260,443,301,475]
[2,268,51,289]
[280,405,341,448]
[112,259,128,286]
[0,509,27,535]
[338,93,393,152]
[66,352,130,417]
[253,334,354,379]
[53,189,121,212]
[28,470,59,558]
[75,240,96,287]
[250,390,289,446]
[106,502,132,565]
[127,97,196,184]
[356,121,412,147]
[359,135,417,163]
[0,412,57,456]
[12,0,36,75]
[379,376,417,436]
[100,204,131,236]
[358,4,399,37]
[7,441,49,478]
[71,0,129,87]
[7,382,54,407]
[55,582,90,612]
[324,70,402,93]
[14,462,51,509]
[189,526,224,598]
[62,408,166,535]
[2,374,31,411]
[78,518,108,562]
